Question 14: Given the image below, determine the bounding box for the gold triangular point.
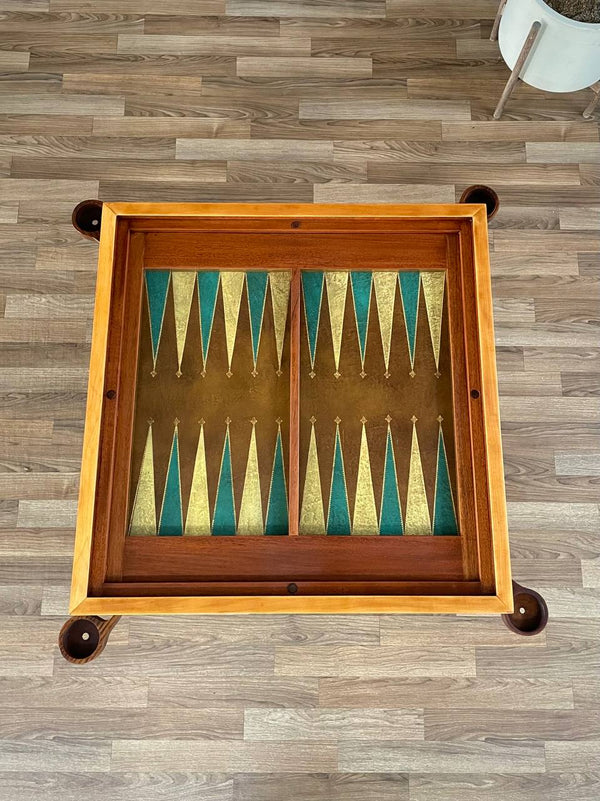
[237,426,263,535]
[325,272,349,374]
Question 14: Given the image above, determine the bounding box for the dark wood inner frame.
[87,213,497,600]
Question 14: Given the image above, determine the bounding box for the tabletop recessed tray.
[70,203,512,616]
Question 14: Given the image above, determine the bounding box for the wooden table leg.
[490,0,508,42]
[583,82,600,120]
[493,20,542,120]
[58,615,121,664]
[72,198,103,241]
[502,581,548,636]
[459,185,500,220]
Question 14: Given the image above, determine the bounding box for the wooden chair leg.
[583,82,600,120]
[58,615,121,664]
[490,0,508,42]
[493,20,542,120]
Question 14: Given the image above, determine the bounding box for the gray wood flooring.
[0,1,599,798]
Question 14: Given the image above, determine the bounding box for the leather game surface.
[127,269,458,538]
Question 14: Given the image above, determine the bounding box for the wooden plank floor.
[1,1,599,798]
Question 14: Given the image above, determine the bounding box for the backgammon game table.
[59,201,548,663]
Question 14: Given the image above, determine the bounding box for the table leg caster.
[72,199,103,241]
[459,184,500,220]
[58,615,121,664]
[502,581,548,636]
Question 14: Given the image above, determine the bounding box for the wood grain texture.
[0,0,598,796]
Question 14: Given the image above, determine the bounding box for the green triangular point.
[399,271,420,368]
[158,426,183,536]
[350,271,372,365]
[212,427,236,535]
[197,271,220,367]
[265,429,288,535]
[433,426,459,535]
[379,427,403,535]
[145,271,170,366]
[246,271,269,367]
[327,427,351,535]
[302,271,324,369]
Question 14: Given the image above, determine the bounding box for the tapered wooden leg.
[493,20,542,120]
[502,581,548,636]
[490,0,508,42]
[58,615,121,664]
[583,82,600,120]
[72,198,103,241]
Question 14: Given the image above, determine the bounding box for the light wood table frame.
[60,202,548,663]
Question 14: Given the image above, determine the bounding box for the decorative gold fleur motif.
[385,414,392,423]
[309,416,316,424]
[360,416,367,424]
[309,370,316,379]
[334,416,341,425]
[411,415,418,424]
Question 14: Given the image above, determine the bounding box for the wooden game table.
[60,201,547,663]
